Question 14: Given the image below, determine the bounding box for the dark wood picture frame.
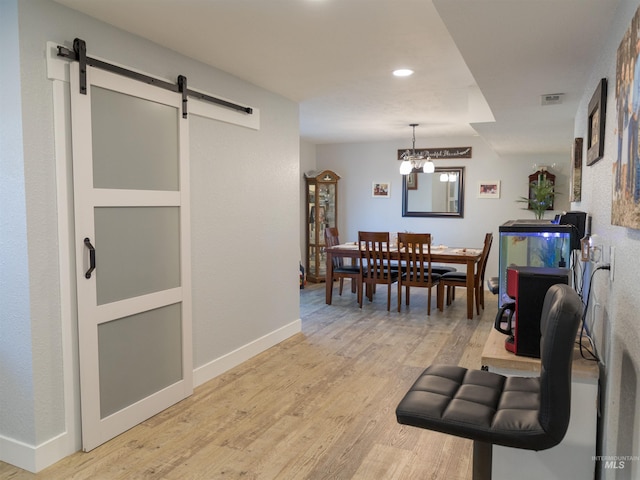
[570,137,583,202]
[586,78,607,166]
[407,172,418,190]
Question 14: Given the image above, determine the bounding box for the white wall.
[313,136,570,282]
[1,0,300,471]
[573,0,640,477]
[0,0,37,449]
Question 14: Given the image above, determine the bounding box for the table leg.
[466,259,475,319]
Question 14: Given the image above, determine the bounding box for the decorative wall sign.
[372,182,390,198]
[397,146,472,160]
[570,137,583,202]
[613,5,640,229]
[586,78,607,166]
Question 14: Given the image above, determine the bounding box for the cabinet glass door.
[305,171,339,282]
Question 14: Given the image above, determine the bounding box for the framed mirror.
[402,166,465,217]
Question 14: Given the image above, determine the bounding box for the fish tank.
[498,220,573,306]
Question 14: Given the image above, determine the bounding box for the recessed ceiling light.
[393,69,414,77]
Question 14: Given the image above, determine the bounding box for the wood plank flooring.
[0,281,496,480]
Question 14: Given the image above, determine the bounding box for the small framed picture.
[587,78,607,166]
[477,180,500,198]
[372,182,390,198]
[570,137,583,202]
[407,172,418,190]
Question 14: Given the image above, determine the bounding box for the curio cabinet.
[304,170,340,282]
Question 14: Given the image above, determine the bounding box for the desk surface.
[481,328,599,380]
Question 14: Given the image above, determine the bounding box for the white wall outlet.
[610,246,615,282]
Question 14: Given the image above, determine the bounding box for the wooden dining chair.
[358,231,400,311]
[325,227,361,304]
[397,232,443,315]
[438,233,493,315]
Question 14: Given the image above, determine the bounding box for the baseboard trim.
[0,430,77,473]
[193,318,301,387]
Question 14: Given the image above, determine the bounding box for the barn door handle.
[84,237,96,279]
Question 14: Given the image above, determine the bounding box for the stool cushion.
[396,364,549,450]
[397,284,583,452]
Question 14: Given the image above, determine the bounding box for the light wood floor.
[1,281,496,480]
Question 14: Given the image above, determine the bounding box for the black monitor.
[558,211,587,250]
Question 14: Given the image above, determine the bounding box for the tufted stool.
[396,284,583,479]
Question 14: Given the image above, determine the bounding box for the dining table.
[325,242,483,319]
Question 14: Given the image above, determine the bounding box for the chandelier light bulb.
[399,160,413,175]
[422,160,435,173]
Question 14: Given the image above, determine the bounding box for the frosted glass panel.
[95,207,180,305]
[91,86,179,191]
[98,303,182,418]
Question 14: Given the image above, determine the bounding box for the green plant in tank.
[517,175,556,220]
[533,237,560,267]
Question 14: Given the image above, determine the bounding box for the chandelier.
[399,124,435,175]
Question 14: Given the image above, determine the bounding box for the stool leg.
[472,441,492,480]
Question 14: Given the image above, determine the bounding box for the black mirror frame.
[402,166,465,218]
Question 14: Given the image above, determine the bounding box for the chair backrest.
[538,284,583,446]
[476,233,493,287]
[398,232,436,284]
[358,231,391,280]
[325,227,344,268]
[325,227,340,247]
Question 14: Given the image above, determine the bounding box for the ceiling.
[53,0,620,156]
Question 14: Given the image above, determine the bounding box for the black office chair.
[396,284,583,479]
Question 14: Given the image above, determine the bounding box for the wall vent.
[541,93,564,106]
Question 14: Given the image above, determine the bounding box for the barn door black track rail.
[57,38,253,118]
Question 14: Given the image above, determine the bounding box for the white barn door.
[70,62,192,451]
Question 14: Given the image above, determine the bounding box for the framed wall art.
[397,146,472,161]
[613,7,640,229]
[477,180,500,198]
[570,137,583,202]
[372,182,390,198]
[586,78,607,166]
[406,172,418,190]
